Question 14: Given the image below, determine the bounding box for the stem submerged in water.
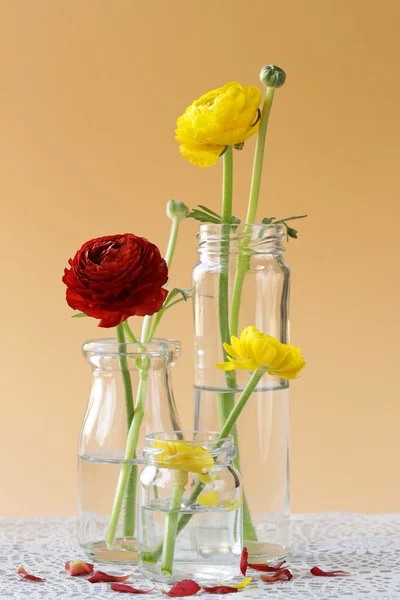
[115,324,137,538]
[161,472,187,575]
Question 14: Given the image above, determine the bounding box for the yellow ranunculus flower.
[216,326,305,379]
[175,82,261,167]
[153,440,214,474]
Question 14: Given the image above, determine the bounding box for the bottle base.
[80,538,138,564]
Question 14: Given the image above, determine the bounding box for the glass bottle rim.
[197,222,285,235]
[143,430,236,465]
[82,337,181,359]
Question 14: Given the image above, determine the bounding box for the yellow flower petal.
[216,361,236,371]
[176,82,261,167]
[216,326,305,380]
[230,577,252,589]
[179,143,223,167]
[154,440,214,473]
[223,342,241,359]
[198,490,221,506]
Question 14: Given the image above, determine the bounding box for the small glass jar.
[138,431,242,584]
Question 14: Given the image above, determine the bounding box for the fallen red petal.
[88,570,132,583]
[202,586,238,594]
[260,568,293,583]
[248,560,286,572]
[17,565,46,582]
[310,567,351,577]
[162,579,201,597]
[65,560,94,576]
[111,583,156,594]
[240,547,248,576]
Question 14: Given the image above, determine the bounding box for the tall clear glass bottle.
[193,223,290,562]
[77,338,181,563]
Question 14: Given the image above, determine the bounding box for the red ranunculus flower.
[62,233,168,328]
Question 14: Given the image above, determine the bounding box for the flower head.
[259,65,286,89]
[62,234,168,328]
[166,199,189,221]
[176,82,261,167]
[153,440,214,474]
[217,326,305,379]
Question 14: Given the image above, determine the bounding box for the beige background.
[0,0,399,517]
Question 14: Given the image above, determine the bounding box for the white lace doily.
[1,514,399,599]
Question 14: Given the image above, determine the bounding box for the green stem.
[161,475,186,575]
[115,324,138,537]
[218,146,236,389]
[246,87,275,226]
[116,324,134,427]
[219,367,266,439]
[141,214,182,343]
[165,217,180,268]
[106,369,148,549]
[229,88,276,338]
[217,392,258,543]
[141,315,153,344]
[229,254,250,338]
[123,464,138,538]
[243,491,258,542]
[221,146,233,224]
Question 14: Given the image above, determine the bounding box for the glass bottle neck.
[197,223,285,261]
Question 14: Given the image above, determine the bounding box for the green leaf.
[286,226,298,239]
[261,217,276,224]
[187,206,241,225]
[72,312,88,318]
[166,288,192,303]
[187,210,221,224]
[198,205,222,219]
[272,214,308,224]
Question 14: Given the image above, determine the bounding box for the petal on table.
[111,583,156,593]
[201,586,238,594]
[240,547,248,576]
[260,569,293,582]
[65,560,94,576]
[88,570,132,583]
[162,579,201,597]
[17,565,45,582]
[310,567,351,577]
[248,560,286,572]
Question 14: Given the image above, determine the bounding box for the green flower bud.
[259,65,286,89]
[166,199,189,221]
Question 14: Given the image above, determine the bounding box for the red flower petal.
[240,547,248,576]
[111,583,156,594]
[88,570,132,583]
[62,233,169,328]
[65,560,94,576]
[202,586,238,594]
[260,569,293,583]
[310,567,351,577]
[162,579,201,597]
[17,565,45,582]
[248,560,287,572]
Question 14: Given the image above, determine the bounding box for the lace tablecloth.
[1,514,399,599]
